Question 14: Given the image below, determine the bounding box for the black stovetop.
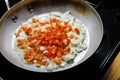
[0,0,120,80]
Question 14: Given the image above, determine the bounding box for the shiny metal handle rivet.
[12,16,18,23]
[28,6,34,13]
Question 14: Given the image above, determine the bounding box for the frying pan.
[0,0,103,72]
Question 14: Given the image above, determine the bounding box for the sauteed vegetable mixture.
[13,11,88,71]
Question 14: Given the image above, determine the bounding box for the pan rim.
[0,0,103,73]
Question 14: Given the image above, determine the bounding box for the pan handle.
[5,0,24,10]
[5,0,10,10]
[0,0,10,21]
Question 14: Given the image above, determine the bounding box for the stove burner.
[115,10,120,22]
